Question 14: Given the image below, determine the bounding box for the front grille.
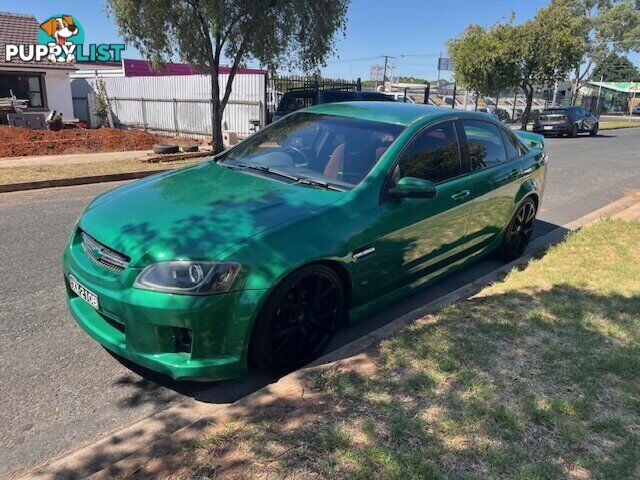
[81,231,130,272]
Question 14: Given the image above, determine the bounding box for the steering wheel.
[283,146,308,166]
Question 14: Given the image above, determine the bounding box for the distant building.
[582,81,640,113]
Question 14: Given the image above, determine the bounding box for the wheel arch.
[244,258,353,369]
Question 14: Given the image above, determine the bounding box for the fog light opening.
[175,327,193,353]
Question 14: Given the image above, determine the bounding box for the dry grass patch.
[181,220,640,480]
[0,158,202,185]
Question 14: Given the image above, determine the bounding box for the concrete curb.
[0,170,169,194]
[16,192,640,480]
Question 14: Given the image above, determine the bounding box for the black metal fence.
[266,74,362,120]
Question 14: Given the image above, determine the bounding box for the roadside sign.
[370,65,384,81]
[438,57,453,71]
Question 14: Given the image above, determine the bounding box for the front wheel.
[497,198,537,261]
[569,123,578,138]
[590,123,599,136]
[249,265,344,376]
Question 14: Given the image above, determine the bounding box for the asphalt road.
[2,128,640,477]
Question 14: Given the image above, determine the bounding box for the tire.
[568,124,578,138]
[181,144,199,152]
[153,144,179,154]
[497,198,537,261]
[590,123,599,136]
[249,265,345,376]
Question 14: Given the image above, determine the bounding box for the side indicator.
[352,247,376,261]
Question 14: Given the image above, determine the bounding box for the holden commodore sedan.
[62,102,547,381]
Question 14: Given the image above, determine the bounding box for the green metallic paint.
[62,102,547,381]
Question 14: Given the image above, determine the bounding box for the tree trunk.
[520,86,533,131]
[210,65,225,154]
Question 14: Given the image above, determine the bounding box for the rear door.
[458,119,524,251]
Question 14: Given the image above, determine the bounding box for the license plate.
[69,274,99,309]
[543,126,553,130]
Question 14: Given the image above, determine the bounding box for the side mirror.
[389,176,436,199]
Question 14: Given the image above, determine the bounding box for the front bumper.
[62,232,267,381]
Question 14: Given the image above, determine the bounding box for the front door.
[352,120,474,301]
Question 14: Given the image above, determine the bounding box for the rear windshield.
[220,112,405,188]
[322,91,358,103]
[542,109,568,115]
[276,92,314,116]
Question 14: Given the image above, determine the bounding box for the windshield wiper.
[237,163,300,182]
[296,177,343,191]
[237,163,343,191]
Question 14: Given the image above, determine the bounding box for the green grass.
[186,220,640,480]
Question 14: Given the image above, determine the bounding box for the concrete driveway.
[2,128,640,478]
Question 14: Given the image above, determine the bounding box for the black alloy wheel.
[498,198,537,261]
[250,265,344,375]
[590,123,599,136]
[569,123,578,138]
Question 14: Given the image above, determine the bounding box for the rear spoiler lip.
[513,130,545,151]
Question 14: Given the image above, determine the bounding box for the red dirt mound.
[0,126,184,158]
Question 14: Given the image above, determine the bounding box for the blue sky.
[2,0,637,81]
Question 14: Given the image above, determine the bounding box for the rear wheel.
[497,198,537,261]
[250,265,344,375]
[590,123,599,136]
[569,124,578,138]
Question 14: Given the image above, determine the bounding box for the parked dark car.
[273,89,396,121]
[632,104,640,115]
[533,106,599,137]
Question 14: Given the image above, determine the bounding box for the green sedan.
[62,102,547,381]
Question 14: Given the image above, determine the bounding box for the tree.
[593,53,640,81]
[106,0,349,153]
[398,76,429,84]
[554,0,640,104]
[448,22,520,105]
[510,3,584,128]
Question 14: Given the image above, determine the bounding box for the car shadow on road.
[107,350,273,406]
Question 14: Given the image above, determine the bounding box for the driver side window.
[394,121,462,184]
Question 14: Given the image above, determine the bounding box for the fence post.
[172,98,179,135]
[140,97,147,131]
[263,72,269,126]
[424,83,430,105]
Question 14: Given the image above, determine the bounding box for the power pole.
[594,75,604,113]
[381,55,393,92]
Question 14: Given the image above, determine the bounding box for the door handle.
[508,168,521,178]
[451,189,471,201]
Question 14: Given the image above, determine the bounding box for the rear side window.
[396,121,462,184]
[500,129,522,160]
[461,120,507,171]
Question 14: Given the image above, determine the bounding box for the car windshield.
[219,112,405,188]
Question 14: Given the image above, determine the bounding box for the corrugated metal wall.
[71,73,266,138]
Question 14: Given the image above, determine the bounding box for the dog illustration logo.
[38,15,82,63]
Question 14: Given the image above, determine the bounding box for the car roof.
[302,101,491,126]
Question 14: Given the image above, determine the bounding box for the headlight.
[133,261,240,295]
